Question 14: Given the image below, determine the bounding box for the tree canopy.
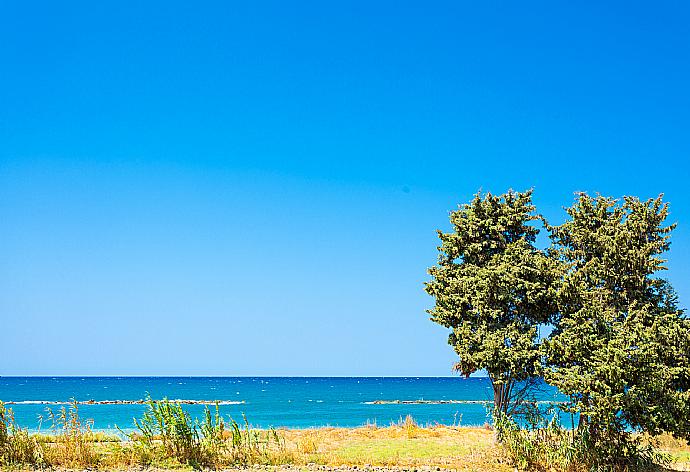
[425,189,561,416]
[544,194,690,448]
[427,190,690,467]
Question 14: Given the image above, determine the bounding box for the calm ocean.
[0,377,563,433]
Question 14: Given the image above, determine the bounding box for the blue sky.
[1,1,689,375]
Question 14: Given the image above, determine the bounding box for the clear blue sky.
[1,1,689,376]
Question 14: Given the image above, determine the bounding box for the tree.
[544,194,690,463]
[425,190,561,417]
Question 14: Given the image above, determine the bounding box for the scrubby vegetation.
[0,401,500,470]
[0,398,289,469]
[494,409,675,471]
[125,394,288,467]
[0,402,44,467]
[1,400,689,471]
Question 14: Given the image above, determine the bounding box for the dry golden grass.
[3,421,690,471]
[277,422,511,471]
[651,434,690,471]
[272,422,690,472]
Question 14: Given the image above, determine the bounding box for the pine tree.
[545,194,690,463]
[426,190,561,417]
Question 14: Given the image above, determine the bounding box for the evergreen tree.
[426,190,561,417]
[545,194,690,462]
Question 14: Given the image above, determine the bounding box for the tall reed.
[128,394,220,467]
[41,399,100,467]
[0,401,44,466]
[127,394,288,467]
[226,413,288,464]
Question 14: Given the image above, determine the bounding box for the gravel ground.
[137,466,452,472]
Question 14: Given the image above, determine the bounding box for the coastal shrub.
[128,395,287,467]
[0,402,7,457]
[0,403,5,448]
[0,401,45,466]
[130,394,221,467]
[41,399,100,467]
[495,410,671,471]
[226,413,288,464]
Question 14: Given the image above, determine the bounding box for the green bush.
[129,394,224,467]
[495,409,671,471]
[127,394,287,467]
[1,396,289,469]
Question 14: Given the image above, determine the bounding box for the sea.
[0,377,565,433]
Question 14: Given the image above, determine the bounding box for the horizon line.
[0,374,489,378]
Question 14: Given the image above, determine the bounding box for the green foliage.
[495,410,670,471]
[128,394,286,468]
[128,394,225,467]
[226,413,287,464]
[544,194,690,461]
[426,189,562,416]
[494,409,571,470]
[427,190,690,469]
[1,395,289,469]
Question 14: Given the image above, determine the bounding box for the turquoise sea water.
[0,377,564,433]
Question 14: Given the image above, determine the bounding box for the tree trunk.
[494,383,504,416]
[492,378,513,417]
[491,376,514,443]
